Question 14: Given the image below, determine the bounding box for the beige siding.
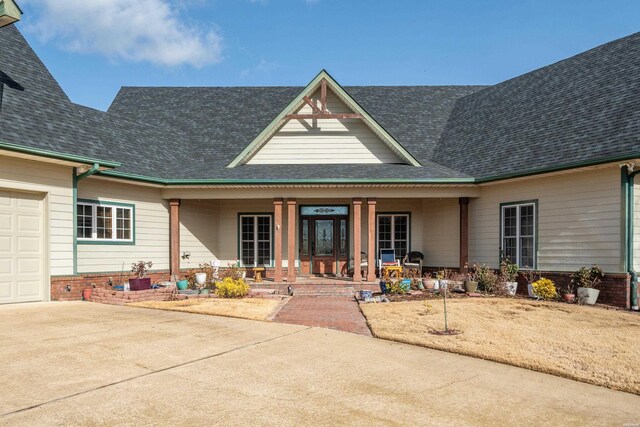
[180,200,219,269]
[77,179,170,273]
[247,89,402,165]
[634,180,640,271]
[422,198,460,268]
[470,167,623,272]
[0,156,73,276]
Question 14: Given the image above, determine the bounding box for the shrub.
[474,264,500,293]
[386,280,406,294]
[532,278,557,300]
[215,277,250,298]
[570,266,603,291]
[500,258,519,282]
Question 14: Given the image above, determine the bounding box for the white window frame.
[376,213,410,260]
[239,214,272,267]
[500,201,537,268]
[77,201,134,243]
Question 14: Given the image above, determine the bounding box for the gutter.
[76,162,100,181]
[0,140,121,168]
[623,165,639,311]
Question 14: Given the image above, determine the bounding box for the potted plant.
[524,269,540,298]
[196,262,213,294]
[500,258,519,296]
[463,264,478,293]
[129,261,153,291]
[572,266,604,305]
[562,279,576,303]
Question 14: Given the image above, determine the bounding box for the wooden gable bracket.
[285,79,364,120]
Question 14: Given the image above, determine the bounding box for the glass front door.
[299,208,349,276]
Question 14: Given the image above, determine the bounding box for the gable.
[228,70,421,167]
[246,87,403,165]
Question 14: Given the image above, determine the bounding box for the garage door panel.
[0,236,12,253]
[0,281,11,298]
[0,190,44,304]
[18,236,40,253]
[0,258,13,274]
[0,214,12,230]
[17,215,41,233]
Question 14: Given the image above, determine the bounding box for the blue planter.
[379,281,387,294]
[176,280,188,290]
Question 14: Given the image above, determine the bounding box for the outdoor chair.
[379,249,401,279]
[402,251,424,277]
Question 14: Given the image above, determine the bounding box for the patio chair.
[379,249,400,279]
[402,251,424,276]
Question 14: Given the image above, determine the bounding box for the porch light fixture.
[0,0,22,28]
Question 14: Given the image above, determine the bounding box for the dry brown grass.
[129,298,282,321]
[361,298,640,394]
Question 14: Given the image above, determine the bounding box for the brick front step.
[251,283,380,297]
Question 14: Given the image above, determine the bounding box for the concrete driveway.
[0,302,638,426]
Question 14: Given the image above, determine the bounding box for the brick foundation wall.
[51,270,172,301]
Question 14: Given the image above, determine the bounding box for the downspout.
[73,163,100,275]
[623,165,639,310]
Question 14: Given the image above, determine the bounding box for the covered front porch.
[164,185,479,285]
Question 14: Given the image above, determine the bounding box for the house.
[0,23,638,310]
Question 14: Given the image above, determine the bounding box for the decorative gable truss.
[228,70,421,167]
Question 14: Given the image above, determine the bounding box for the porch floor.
[249,276,380,296]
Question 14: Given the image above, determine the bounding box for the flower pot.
[199,288,210,295]
[417,281,425,290]
[433,280,440,291]
[176,280,188,290]
[379,281,387,294]
[129,277,151,291]
[563,293,576,303]
[195,273,207,285]
[527,284,537,298]
[577,287,600,305]
[82,288,92,301]
[464,280,478,293]
[506,281,518,296]
[423,279,436,291]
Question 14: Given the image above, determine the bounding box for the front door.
[300,214,348,276]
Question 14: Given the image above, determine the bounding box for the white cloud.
[240,59,279,78]
[21,0,222,67]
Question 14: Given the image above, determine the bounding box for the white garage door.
[0,189,45,304]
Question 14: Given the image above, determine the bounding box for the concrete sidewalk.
[0,302,638,426]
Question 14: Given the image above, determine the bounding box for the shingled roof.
[1,23,639,184]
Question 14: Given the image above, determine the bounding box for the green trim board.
[72,168,78,275]
[237,212,275,268]
[622,166,639,310]
[226,70,422,168]
[76,198,136,246]
[498,200,538,269]
[0,140,121,168]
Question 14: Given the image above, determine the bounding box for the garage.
[0,189,45,304]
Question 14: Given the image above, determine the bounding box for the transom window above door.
[77,200,134,244]
[377,213,410,260]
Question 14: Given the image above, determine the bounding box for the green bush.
[474,264,500,293]
[215,277,250,298]
[386,280,406,294]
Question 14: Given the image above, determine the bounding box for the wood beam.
[169,199,181,278]
[284,113,363,120]
[274,198,284,282]
[302,96,321,114]
[287,198,297,283]
[367,198,377,282]
[459,197,469,273]
[353,198,362,282]
[321,79,327,113]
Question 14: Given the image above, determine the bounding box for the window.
[501,201,537,268]
[77,200,134,243]
[239,215,272,267]
[377,214,410,260]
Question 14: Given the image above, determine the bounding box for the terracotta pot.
[563,293,575,303]
[82,288,92,301]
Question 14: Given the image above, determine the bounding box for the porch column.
[274,198,284,282]
[169,199,181,278]
[367,198,377,281]
[459,197,469,272]
[353,198,362,282]
[287,198,297,283]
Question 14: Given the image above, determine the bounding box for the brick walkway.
[274,296,372,336]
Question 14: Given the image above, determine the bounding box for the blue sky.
[16,0,640,111]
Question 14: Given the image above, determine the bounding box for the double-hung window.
[77,200,134,243]
[239,214,272,267]
[377,213,410,260]
[501,201,536,268]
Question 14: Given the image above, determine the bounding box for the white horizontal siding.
[470,167,623,272]
[634,180,640,271]
[421,198,459,268]
[180,200,219,269]
[247,89,402,165]
[0,156,73,276]
[77,179,170,273]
